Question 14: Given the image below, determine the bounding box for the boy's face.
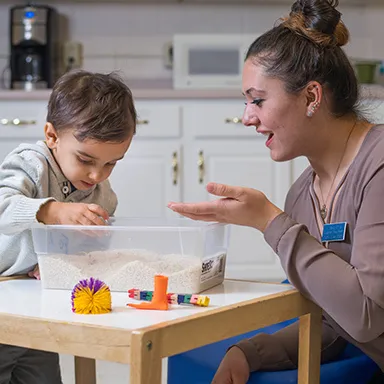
[45,123,132,191]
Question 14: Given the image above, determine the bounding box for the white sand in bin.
[38,249,203,293]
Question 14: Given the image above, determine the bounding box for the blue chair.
[168,280,379,383]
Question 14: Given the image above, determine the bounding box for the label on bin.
[201,253,226,283]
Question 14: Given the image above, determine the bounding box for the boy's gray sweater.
[0,141,117,276]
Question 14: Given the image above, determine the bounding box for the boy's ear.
[44,123,59,149]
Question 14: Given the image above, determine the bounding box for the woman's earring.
[307,101,320,117]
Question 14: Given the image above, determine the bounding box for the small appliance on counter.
[10,4,59,90]
[172,34,257,90]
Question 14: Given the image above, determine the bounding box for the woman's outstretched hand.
[168,182,282,233]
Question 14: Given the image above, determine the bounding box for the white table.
[0,278,322,384]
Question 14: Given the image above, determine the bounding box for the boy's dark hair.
[47,70,137,142]
[246,0,360,118]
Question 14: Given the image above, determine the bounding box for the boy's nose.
[89,170,103,183]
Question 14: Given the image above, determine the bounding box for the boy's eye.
[77,157,93,165]
[106,162,116,167]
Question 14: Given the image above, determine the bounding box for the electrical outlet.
[163,42,173,69]
[63,41,83,71]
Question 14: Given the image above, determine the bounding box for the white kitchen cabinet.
[0,97,290,282]
[183,140,289,282]
[183,101,289,281]
[3,91,383,284]
[0,100,45,165]
[0,101,47,140]
[109,100,182,218]
[109,140,182,218]
[183,101,253,139]
[0,101,46,161]
[134,101,181,138]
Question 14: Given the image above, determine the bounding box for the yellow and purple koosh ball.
[71,278,112,314]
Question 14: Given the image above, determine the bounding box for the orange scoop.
[127,275,169,310]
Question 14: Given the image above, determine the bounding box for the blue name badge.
[321,222,347,243]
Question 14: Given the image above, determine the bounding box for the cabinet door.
[184,140,290,282]
[109,140,182,218]
[0,101,47,139]
[183,101,253,138]
[134,101,181,138]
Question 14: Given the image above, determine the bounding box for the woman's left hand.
[28,265,40,280]
[168,182,282,233]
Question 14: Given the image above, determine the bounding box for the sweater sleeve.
[0,151,54,233]
[263,166,384,344]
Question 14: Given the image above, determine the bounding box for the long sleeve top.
[237,125,384,371]
[0,141,117,276]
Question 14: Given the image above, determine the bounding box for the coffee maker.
[10,4,58,90]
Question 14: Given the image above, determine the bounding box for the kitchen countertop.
[0,82,384,101]
[0,88,246,101]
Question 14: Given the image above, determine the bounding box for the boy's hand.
[37,201,109,226]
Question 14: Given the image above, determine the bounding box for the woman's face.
[242,59,311,162]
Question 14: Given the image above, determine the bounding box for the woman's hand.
[211,346,250,384]
[168,182,282,232]
[28,265,40,280]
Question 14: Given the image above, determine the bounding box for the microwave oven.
[172,34,258,90]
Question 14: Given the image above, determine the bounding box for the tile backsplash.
[0,2,383,84]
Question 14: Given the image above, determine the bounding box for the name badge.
[321,222,347,243]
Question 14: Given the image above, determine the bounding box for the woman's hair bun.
[283,0,349,47]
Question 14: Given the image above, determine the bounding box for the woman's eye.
[244,99,264,107]
[251,98,264,106]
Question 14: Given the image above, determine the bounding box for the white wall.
[0,2,383,86]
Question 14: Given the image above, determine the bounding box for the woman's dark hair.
[47,70,137,142]
[246,0,359,118]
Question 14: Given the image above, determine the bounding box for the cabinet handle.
[172,151,178,186]
[0,118,37,126]
[197,150,205,184]
[225,117,242,124]
[137,119,149,125]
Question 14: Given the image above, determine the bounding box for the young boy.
[0,70,136,383]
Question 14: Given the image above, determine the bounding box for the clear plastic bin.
[31,218,230,293]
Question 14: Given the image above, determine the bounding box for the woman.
[168,0,384,383]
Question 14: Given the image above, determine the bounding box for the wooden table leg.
[74,356,96,384]
[130,331,162,384]
[298,304,322,384]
